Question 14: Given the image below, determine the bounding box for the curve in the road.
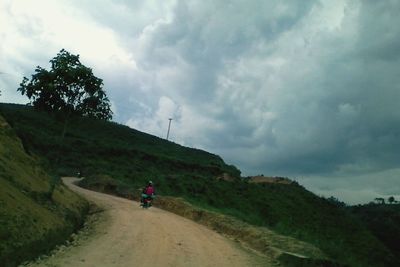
[26,177,271,267]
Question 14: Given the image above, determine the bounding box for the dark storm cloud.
[121,0,400,186]
[138,0,315,101]
[212,0,400,178]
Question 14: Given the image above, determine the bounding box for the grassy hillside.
[0,114,88,267]
[350,203,400,260]
[1,103,398,267]
[0,104,239,182]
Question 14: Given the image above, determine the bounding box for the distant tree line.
[325,195,399,207]
[325,196,348,208]
[373,196,398,205]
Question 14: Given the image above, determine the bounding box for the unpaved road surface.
[27,178,270,267]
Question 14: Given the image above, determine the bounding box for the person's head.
[148,180,153,186]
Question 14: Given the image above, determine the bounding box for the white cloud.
[126,96,180,138]
[0,0,137,103]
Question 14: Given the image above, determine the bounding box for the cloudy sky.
[1,0,399,204]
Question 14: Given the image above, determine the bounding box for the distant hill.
[350,203,400,261]
[0,103,239,181]
[1,103,399,267]
[0,113,88,266]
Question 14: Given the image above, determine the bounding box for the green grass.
[0,103,239,182]
[1,103,398,267]
[350,203,400,260]
[0,113,88,267]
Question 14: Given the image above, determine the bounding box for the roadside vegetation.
[1,103,399,267]
[0,114,88,267]
[350,202,400,261]
[1,49,112,266]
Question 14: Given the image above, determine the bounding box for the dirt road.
[27,178,270,267]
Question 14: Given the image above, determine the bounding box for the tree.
[18,49,112,121]
[388,196,395,204]
[326,196,347,208]
[375,197,385,204]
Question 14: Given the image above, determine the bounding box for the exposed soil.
[248,176,293,185]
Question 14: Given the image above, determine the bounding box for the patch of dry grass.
[155,196,327,262]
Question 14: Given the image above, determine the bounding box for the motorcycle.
[140,194,154,209]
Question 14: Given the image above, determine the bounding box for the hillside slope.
[1,103,398,267]
[0,103,239,182]
[0,114,88,266]
[351,203,400,260]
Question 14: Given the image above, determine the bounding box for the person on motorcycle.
[140,181,155,207]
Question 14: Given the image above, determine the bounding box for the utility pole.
[166,118,173,140]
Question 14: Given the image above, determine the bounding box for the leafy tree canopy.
[18,49,112,120]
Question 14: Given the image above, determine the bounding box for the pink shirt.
[145,186,154,195]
